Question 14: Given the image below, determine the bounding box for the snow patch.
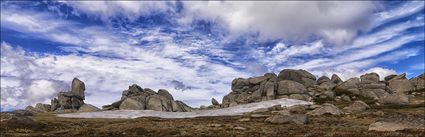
[57,98,312,119]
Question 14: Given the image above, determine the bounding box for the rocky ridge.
[205,69,424,109]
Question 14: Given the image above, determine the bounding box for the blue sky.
[1,1,424,111]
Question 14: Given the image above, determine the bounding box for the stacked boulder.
[102,84,193,112]
[218,69,424,108]
[309,74,342,100]
[386,73,413,94]
[53,78,86,111]
[26,78,100,113]
[378,73,415,105]
[221,69,315,108]
[358,73,389,99]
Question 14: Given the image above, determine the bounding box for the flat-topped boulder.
[277,69,316,87]
[388,73,413,94]
[334,77,361,95]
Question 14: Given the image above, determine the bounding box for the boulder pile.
[25,78,99,113]
[24,70,424,114]
[211,69,424,108]
[102,84,193,112]
[220,69,316,108]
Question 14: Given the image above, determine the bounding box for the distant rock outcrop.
[53,78,86,111]
[102,84,193,112]
[216,69,422,109]
[24,71,424,114]
[26,78,89,113]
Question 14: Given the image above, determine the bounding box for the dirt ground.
[2,90,424,137]
[1,106,424,137]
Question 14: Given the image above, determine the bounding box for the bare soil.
[1,107,424,137]
[1,90,424,137]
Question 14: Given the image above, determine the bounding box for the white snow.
[57,98,312,119]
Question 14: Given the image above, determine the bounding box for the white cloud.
[0,42,69,111]
[289,33,423,71]
[0,5,250,110]
[365,67,397,79]
[27,80,65,102]
[309,67,396,81]
[57,1,379,45]
[254,40,326,69]
[180,1,377,45]
[61,1,175,21]
[373,1,425,28]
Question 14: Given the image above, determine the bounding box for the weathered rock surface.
[34,103,51,112]
[104,84,193,112]
[119,98,145,110]
[369,122,422,131]
[26,78,86,113]
[330,74,343,85]
[379,94,410,105]
[368,114,425,131]
[384,74,398,81]
[360,73,380,84]
[24,106,37,113]
[71,78,85,100]
[317,76,331,85]
[277,80,307,95]
[220,71,316,107]
[265,114,308,125]
[409,73,424,90]
[277,69,316,87]
[222,73,279,107]
[220,69,424,109]
[211,98,219,106]
[78,104,100,112]
[388,73,413,94]
[334,78,361,95]
[307,103,343,116]
[357,73,389,100]
[158,89,174,101]
[343,100,370,113]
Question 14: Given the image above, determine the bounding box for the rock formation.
[217,69,423,108]
[26,78,99,113]
[306,103,343,116]
[387,73,413,94]
[221,70,315,108]
[211,98,219,106]
[24,71,424,114]
[102,84,193,112]
[52,78,86,111]
[343,100,370,113]
[78,104,101,112]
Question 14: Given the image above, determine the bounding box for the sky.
[1,1,424,111]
